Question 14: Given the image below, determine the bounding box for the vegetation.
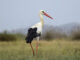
[0,40,80,60]
[0,26,80,60]
[0,31,25,41]
[42,29,67,41]
[1,24,80,41]
[42,27,80,40]
[71,29,80,40]
[0,33,17,41]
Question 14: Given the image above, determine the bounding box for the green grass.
[0,39,80,60]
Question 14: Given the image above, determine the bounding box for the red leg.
[36,37,40,55]
[36,41,38,55]
[30,43,35,56]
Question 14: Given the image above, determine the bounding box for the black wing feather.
[25,28,38,43]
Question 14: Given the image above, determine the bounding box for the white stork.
[25,10,53,56]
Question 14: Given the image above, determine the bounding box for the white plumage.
[31,22,42,34]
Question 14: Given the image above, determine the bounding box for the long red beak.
[43,12,53,19]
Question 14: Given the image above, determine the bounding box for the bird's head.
[40,10,53,19]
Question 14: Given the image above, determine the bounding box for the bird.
[25,10,53,56]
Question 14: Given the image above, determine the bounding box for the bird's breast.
[31,22,43,33]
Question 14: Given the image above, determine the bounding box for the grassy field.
[0,39,80,60]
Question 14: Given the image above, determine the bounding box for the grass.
[0,39,80,60]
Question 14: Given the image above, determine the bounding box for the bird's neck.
[39,13,44,27]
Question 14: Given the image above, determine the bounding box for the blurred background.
[0,0,80,41]
[0,0,80,60]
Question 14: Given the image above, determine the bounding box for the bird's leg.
[30,43,35,56]
[36,37,39,55]
[36,41,38,55]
